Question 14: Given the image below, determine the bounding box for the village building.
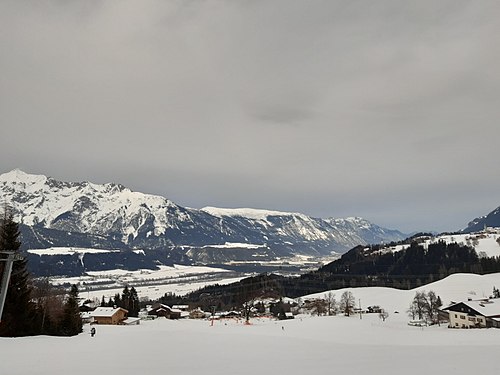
[189,308,208,319]
[148,303,182,319]
[90,307,128,325]
[122,317,141,325]
[442,299,500,328]
[172,305,190,311]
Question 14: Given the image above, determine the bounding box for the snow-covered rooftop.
[445,299,500,317]
[90,307,126,317]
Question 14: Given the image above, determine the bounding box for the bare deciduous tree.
[324,292,337,316]
[339,291,355,316]
[242,299,254,324]
[408,291,426,320]
[408,290,442,324]
[309,299,327,316]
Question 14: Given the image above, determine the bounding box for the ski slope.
[2,273,500,374]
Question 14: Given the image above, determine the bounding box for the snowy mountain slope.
[463,205,500,233]
[421,231,500,258]
[1,169,196,242]
[366,229,500,259]
[0,169,407,274]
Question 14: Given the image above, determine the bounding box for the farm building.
[442,299,500,328]
[90,307,128,325]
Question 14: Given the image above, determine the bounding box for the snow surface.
[432,233,500,258]
[372,230,500,258]
[52,265,242,301]
[78,276,245,302]
[2,273,500,375]
[305,273,500,313]
[0,169,182,241]
[1,169,408,253]
[27,247,120,256]
[201,206,332,241]
[201,206,304,220]
[202,242,266,249]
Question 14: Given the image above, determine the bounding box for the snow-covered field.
[79,275,246,301]
[53,265,244,301]
[2,273,500,374]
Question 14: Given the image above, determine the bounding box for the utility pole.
[359,298,362,320]
[0,251,23,322]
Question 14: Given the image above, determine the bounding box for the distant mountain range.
[0,169,409,276]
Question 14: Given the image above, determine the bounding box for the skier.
[90,327,96,337]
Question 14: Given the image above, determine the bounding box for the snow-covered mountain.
[463,206,500,233]
[0,169,407,274]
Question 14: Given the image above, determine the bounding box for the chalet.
[217,311,241,319]
[90,307,128,325]
[442,299,500,328]
[189,308,208,319]
[148,303,182,319]
[172,305,190,311]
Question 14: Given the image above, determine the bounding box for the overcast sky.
[1,1,499,233]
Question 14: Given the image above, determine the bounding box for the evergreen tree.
[0,211,37,337]
[113,293,121,308]
[121,285,130,310]
[128,287,139,317]
[60,284,82,336]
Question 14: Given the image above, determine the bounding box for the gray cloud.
[1,0,499,233]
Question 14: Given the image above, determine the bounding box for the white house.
[442,299,500,328]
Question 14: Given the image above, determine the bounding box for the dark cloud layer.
[1,1,499,232]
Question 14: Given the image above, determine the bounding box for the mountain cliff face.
[463,206,500,233]
[0,169,407,274]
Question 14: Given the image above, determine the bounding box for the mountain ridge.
[463,206,500,233]
[1,169,407,275]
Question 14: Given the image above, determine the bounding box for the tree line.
[100,285,140,317]
[0,211,82,337]
[170,239,500,310]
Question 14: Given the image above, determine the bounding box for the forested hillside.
[167,240,500,310]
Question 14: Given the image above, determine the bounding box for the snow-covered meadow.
[2,313,499,375]
[2,273,500,374]
[51,264,245,301]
